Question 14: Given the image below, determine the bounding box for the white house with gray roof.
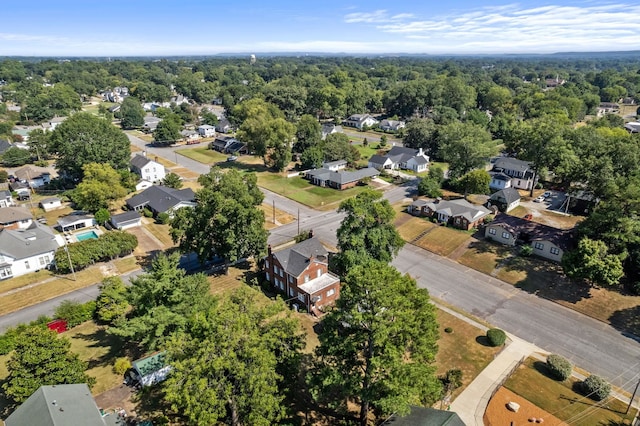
[368,146,429,173]
[343,114,378,129]
[492,157,538,190]
[487,187,521,212]
[409,198,491,230]
[130,153,166,183]
[0,222,63,279]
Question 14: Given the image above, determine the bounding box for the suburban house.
[368,146,430,173]
[14,165,52,188]
[180,129,200,143]
[381,406,465,426]
[489,172,512,190]
[135,179,153,191]
[197,124,216,137]
[143,116,162,132]
[4,384,119,426]
[492,157,538,191]
[44,116,67,131]
[126,185,196,216]
[306,167,379,190]
[39,197,62,212]
[321,123,344,140]
[322,160,347,171]
[209,136,248,154]
[264,237,340,314]
[544,77,566,89]
[0,207,33,230]
[487,187,521,213]
[485,213,573,262]
[56,213,96,232]
[597,102,620,117]
[378,119,406,132]
[624,122,640,133]
[109,211,142,230]
[130,154,166,184]
[0,190,15,208]
[409,198,491,230]
[343,113,378,129]
[0,222,63,279]
[215,118,232,133]
[132,351,172,387]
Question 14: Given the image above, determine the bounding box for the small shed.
[39,197,62,212]
[132,352,171,387]
[110,211,142,230]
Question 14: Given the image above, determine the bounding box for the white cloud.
[344,3,640,53]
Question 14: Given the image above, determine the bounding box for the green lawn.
[257,174,371,210]
[505,357,637,426]
[175,146,227,164]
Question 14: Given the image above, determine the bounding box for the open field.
[413,226,472,257]
[257,174,370,210]
[176,146,226,165]
[502,357,637,425]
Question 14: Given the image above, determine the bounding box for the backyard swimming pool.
[76,230,99,241]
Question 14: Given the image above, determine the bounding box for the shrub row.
[54,231,137,273]
[547,354,572,381]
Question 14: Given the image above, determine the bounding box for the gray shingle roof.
[368,154,389,165]
[130,154,153,170]
[493,157,532,173]
[57,214,93,228]
[4,384,107,426]
[273,237,329,278]
[110,210,141,224]
[0,222,60,260]
[489,213,574,251]
[381,406,465,426]
[126,185,195,214]
[490,187,521,205]
[426,199,491,223]
[0,206,33,224]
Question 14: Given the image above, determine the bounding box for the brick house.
[264,237,340,314]
[409,198,491,230]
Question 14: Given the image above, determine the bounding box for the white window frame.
[550,247,560,255]
[326,289,335,297]
[501,232,510,239]
[534,242,544,250]
[488,228,496,235]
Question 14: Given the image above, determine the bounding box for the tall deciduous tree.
[458,169,491,197]
[438,121,498,179]
[402,119,439,158]
[153,115,182,144]
[170,168,267,270]
[49,112,130,180]
[95,276,129,325]
[109,253,211,351]
[295,114,322,153]
[164,287,304,426]
[563,237,625,287]
[119,96,145,129]
[310,261,441,425]
[333,189,404,274]
[3,327,95,403]
[71,163,128,212]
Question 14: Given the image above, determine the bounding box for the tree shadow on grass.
[71,327,128,370]
[215,160,269,174]
[475,335,492,347]
[609,305,640,341]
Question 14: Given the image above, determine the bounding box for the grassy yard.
[435,309,501,400]
[396,217,437,242]
[413,226,472,257]
[113,257,139,274]
[505,357,637,426]
[175,146,226,165]
[142,222,176,249]
[458,240,512,275]
[0,270,53,295]
[257,174,371,210]
[66,322,126,394]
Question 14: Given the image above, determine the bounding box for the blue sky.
[2,1,639,56]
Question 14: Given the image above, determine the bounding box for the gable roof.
[493,157,532,173]
[273,237,329,278]
[133,351,168,377]
[14,165,51,182]
[368,154,391,165]
[110,210,141,224]
[490,187,521,204]
[426,198,491,223]
[57,213,94,228]
[126,185,195,214]
[130,154,158,170]
[489,213,573,250]
[382,406,465,426]
[0,222,60,260]
[0,206,33,224]
[4,384,108,426]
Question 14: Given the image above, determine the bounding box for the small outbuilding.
[39,197,62,212]
[56,213,95,232]
[110,211,142,230]
[132,351,172,387]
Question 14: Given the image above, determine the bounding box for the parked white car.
[534,195,546,203]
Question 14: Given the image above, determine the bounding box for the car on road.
[226,155,238,162]
[534,195,546,203]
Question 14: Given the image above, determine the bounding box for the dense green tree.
[300,146,324,169]
[562,237,625,287]
[295,114,322,153]
[94,208,110,225]
[119,96,145,129]
[164,287,304,426]
[49,113,130,180]
[438,122,498,179]
[170,168,267,270]
[199,109,219,126]
[1,146,31,167]
[323,132,359,164]
[3,327,95,403]
[153,117,182,144]
[71,163,128,212]
[27,128,51,160]
[333,189,404,274]
[418,177,443,198]
[95,276,129,325]
[109,253,211,351]
[457,169,491,197]
[310,261,441,425]
[162,172,183,189]
[403,119,438,155]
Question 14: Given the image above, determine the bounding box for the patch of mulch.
[484,387,564,426]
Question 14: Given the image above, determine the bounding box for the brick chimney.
[267,244,272,256]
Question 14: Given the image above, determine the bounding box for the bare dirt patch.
[485,387,564,426]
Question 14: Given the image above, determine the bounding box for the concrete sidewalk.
[449,334,539,426]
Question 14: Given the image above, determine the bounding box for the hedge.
[546,354,572,381]
[581,375,611,401]
[54,231,137,273]
[486,328,507,346]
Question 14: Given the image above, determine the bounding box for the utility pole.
[63,237,77,281]
[626,376,640,414]
[272,200,275,225]
[297,208,300,235]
